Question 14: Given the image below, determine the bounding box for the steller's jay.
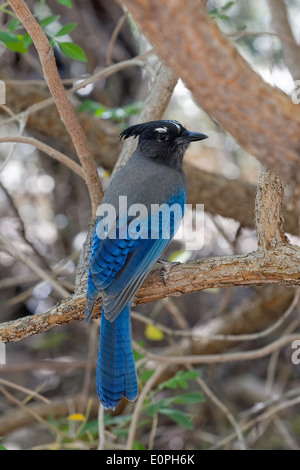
[85,120,207,410]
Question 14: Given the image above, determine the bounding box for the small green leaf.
[79,100,106,114]
[217,14,230,20]
[22,33,33,48]
[29,331,68,350]
[221,1,235,11]
[7,19,21,32]
[57,0,72,8]
[78,419,98,437]
[123,102,143,115]
[58,42,86,62]
[133,440,146,450]
[173,392,205,405]
[159,408,193,429]
[0,32,27,53]
[133,340,145,361]
[145,398,175,417]
[158,370,200,391]
[40,15,60,28]
[139,369,155,384]
[55,22,77,37]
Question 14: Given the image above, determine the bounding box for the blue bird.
[85,120,207,410]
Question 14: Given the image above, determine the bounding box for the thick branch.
[1,245,300,343]
[255,168,288,250]
[120,0,300,187]
[8,0,103,215]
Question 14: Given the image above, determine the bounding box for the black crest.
[120,120,184,141]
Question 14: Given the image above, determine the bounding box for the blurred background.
[0,0,300,450]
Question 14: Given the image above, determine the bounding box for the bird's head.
[120,120,208,169]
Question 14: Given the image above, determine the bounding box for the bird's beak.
[183,130,208,142]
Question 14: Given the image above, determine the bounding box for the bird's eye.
[157,133,168,142]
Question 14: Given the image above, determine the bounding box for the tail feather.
[97,304,138,410]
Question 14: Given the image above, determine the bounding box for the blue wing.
[85,190,185,322]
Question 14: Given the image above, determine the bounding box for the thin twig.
[132,289,299,342]
[188,366,246,450]
[0,233,69,299]
[126,364,168,450]
[97,403,106,450]
[0,110,27,172]
[106,11,129,65]
[0,378,50,404]
[212,394,300,450]
[1,51,154,128]
[0,385,66,438]
[0,136,85,179]
[7,0,103,215]
[137,334,300,365]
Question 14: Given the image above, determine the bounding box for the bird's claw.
[157,258,181,286]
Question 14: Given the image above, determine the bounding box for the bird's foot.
[157,258,181,286]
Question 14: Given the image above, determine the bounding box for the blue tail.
[97,304,138,410]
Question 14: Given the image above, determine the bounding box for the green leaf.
[40,15,60,28]
[133,340,145,362]
[133,440,146,450]
[22,33,33,48]
[29,331,68,350]
[0,32,27,53]
[104,413,132,427]
[7,19,21,32]
[139,369,155,384]
[173,392,205,405]
[158,370,200,391]
[159,408,193,429]
[78,419,98,437]
[79,99,106,114]
[123,102,143,115]
[221,1,235,11]
[55,23,77,37]
[217,14,230,20]
[56,0,72,8]
[145,398,175,417]
[58,42,86,62]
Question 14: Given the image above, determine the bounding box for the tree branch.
[267,0,300,81]
[0,136,85,179]
[1,162,300,343]
[1,242,300,343]
[7,0,103,215]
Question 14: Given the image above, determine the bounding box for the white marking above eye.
[155,127,168,133]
